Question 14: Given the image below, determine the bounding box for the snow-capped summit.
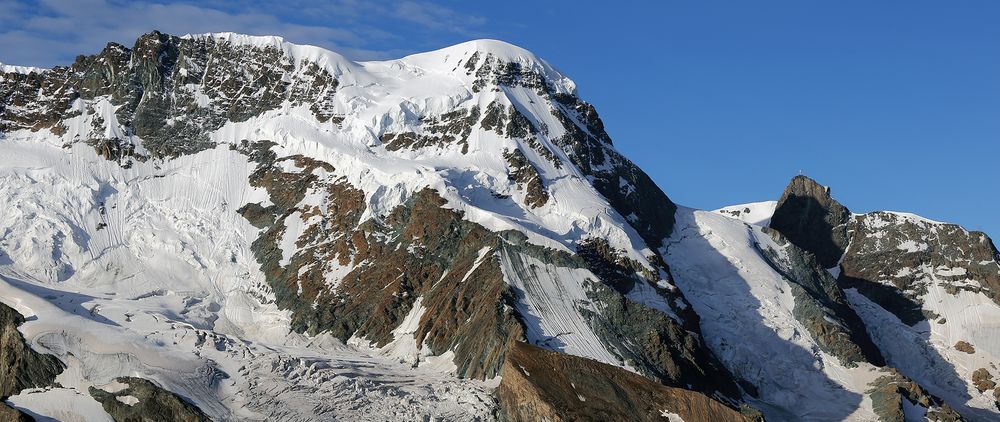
[1,32,998,421]
[395,38,577,94]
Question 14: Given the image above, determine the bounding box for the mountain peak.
[398,38,576,95]
[770,175,852,268]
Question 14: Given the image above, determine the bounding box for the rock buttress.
[498,341,751,422]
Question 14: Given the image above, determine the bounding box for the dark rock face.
[1,31,340,158]
[839,211,1000,325]
[771,175,1000,328]
[0,404,32,421]
[382,106,481,154]
[504,147,549,208]
[580,280,741,400]
[461,51,681,246]
[497,341,750,422]
[464,52,556,95]
[89,376,210,422]
[756,228,885,367]
[0,303,63,400]
[0,302,64,421]
[770,175,852,268]
[550,93,677,246]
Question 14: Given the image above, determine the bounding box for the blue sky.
[2,1,998,237]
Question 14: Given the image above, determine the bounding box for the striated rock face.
[89,377,210,422]
[498,341,750,422]
[580,280,740,398]
[770,175,852,268]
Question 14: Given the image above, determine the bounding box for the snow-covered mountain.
[0,31,997,421]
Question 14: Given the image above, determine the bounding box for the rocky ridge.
[1,31,749,420]
[770,175,1000,419]
[2,30,998,421]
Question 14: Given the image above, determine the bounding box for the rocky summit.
[0,31,998,421]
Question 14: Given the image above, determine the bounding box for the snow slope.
[0,139,497,420]
[840,211,1000,420]
[4,31,994,421]
[0,33,681,418]
[664,208,882,421]
[713,201,777,226]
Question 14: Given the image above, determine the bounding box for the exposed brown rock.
[866,369,964,422]
[498,342,749,422]
[504,147,548,208]
[955,341,976,354]
[238,143,527,379]
[972,368,996,393]
[382,106,480,154]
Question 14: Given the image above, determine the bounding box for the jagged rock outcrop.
[840,211,1000,324]
[771,175,1000,325]
[1,31,340,158]
[0,303,63,399]
[866,369,963,422]
[770,175,852,268]
[498,341,751,422]
[0,302,64,421]
[549,92,678,246]
[89,377,211,422]
[503,147,549,208]
[769,175,1000,420]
